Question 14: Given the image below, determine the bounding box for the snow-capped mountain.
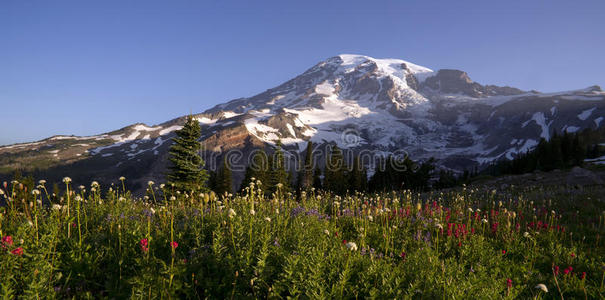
[1,54,604,189]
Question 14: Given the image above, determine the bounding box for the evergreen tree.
[313,167,323,190]
[214,156,233,195]
[324,144,347,194]
[241,149,269,192]
[348,155,365,192]
[166,115,209,192]
[298,141,315,191]
[269,141,290,193]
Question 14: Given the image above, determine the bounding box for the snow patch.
[578,107,596,120]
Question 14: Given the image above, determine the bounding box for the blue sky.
[1,0,604,145]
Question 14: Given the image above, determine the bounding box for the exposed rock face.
[1,54,604,192]
[422,69,524,97]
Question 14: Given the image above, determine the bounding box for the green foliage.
[166,115,209,192]
[0,178,604,298]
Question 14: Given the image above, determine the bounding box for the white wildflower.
[75,195,82,202]
[38,179,46,185]
[264,217,271,222]
[228,208,237,219]
[148,181,154,186]
[52,204,62,210]
[468,208,474,213]
[170,196,176,201]
[118,196,125,202]
[436,223,443,230]
[324,229,330,235]
[481,218,488,224]
[368,215,373,222]
[78,185,85,190]
[119,176,125,181]
[523,232,531,238]
[250,209,256,216]
[345,242,358,251]
[91,181,99,187]
[32,189,40,195]
[62,177,72,183]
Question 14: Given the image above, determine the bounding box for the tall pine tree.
[214,156,233,195]
[298,141,315,192]
[269,140,290,193]
[241,149,269,192]
[324,144,347,194]
[166,115,208,192]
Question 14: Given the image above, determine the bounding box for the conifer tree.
[166,115,208,192]
[348,155,365,192]
[215,156,233,195]
[269,141,290,193]
[298,141,315,191]
[313,167,323,190]
[324,144,347,194]
[241,149,269,192]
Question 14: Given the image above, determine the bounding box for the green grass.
[1,179,604,299]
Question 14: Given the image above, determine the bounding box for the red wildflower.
[570,253,575,258]
[1,235,13,247]
[563,266,573,275]
[506,278,512,288]
[11,247,23,256]
[501,250,506,255]
[400,251,406,259]
[140,238,149,252]
[342,239,347,244]
[580,272,586,280]
[554,266,560,276]
[170,241,178,249]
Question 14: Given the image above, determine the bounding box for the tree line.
[483,127,605,176]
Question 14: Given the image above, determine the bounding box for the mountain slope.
[1,54,604,189]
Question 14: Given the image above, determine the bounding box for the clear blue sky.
[1,0,604,146]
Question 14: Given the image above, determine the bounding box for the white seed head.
[523,232,531,238]
[148,181,154,186]
[250,209,256,216]
[324,229,330,235]
[481,218,488,224]
[62,177,72,183]
[228,208,237,219]
[32,189,40,195]
[119,176,125,181]
[264,217,271,222]
[38,180,46,185]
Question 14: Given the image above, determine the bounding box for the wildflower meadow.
[0,178,604,299]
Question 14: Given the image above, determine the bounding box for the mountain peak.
[328,54,434,78]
